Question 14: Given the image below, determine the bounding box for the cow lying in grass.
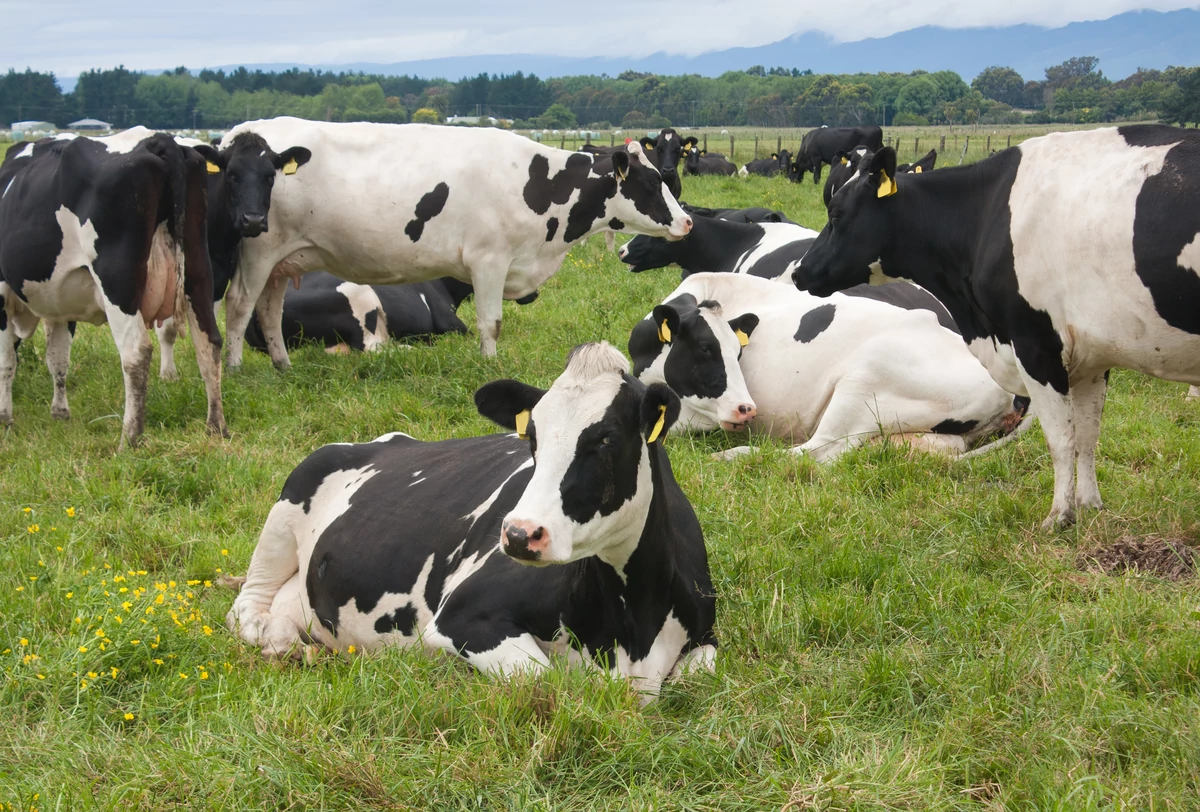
[629,273,1027,462]
[227,342,716,701]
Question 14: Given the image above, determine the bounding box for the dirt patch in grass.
[1077,537,1199,581]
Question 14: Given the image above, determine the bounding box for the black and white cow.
[791,126,1200,528]
[637,128,687,199]
[156,130,311,379]
[227,342,717,700]
[682,146,736,177]
[824,147,937,207]
[739,150,792,178]
[218,118,691,367]
[681,203,797,226]
[793,126,884,184]
[244,272,469,354]
[620,216,818,279]
[630,273,1023,461]
[0,129,226,447]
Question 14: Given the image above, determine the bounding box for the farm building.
[68,118,111,130]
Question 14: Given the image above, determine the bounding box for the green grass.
[2,168,1199,810]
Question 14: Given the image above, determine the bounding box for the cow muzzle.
[667,215,693,241]
[237,213,268,237]
[720,403,757,431]
[502,520,551,564]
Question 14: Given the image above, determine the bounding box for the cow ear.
[474,380,547,434]
[274,146,312,175]
[683,137,698,147]
[650,304,681,344]
[192,144,224,173]
[641,383,681,444]
[639,137,656,151]
[727,313,759,347]
[868,148,898,198]
[611,150,631,181]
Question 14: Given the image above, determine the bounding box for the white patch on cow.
[260,150,267,157]
[2,178,14,198]
[663,133,674,142]
[408,477,426,487]
[504,343,652,571]
[670,643,717,680]
[617,610,692,701]
[92,126,155,155]
[21,206,107,323]
[737,165,749,177]
[334,281,387,351]
[411,469,422,476]
[642,273,1016,463]
[371,431,413,443]
[466,456,535,526]
[9,143,33,160]
[1178,232,1200,278]
[1010,127,1200,383]
[419,292,430,313]
[320,553,438,649]
[731,223,819,275]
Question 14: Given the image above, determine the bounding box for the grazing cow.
[620,217,818,279]
[738,150,792,178]
[245,272,472,354]
[791,126,1200,528]
[682,147,736,177]
[793,126,884,184]
[824,148,937,207]
[219,118,691,367]
[630,273,1024,461]
[156,131,311,380]
[227,342,717,700]
[0,130,226,447]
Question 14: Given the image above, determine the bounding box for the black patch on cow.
[931,418,978,435]
[364,308,378,336]
[743,238,816,280]
[0,296,5,332]
[523,152,626,243]
[609,217,624,230]
[1120,126,1200,335]
[545,217,558,241]
[841,282,959,333]
[405,182,450,242]
[374,603,419,636]
[559,377,645,524]
[794,304,836,343]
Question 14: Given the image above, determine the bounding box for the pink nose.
[680,216,693,234]
[723,404,756,429]
[502,520,549,562]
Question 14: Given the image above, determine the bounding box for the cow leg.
[468,265,506,357]
[227,501,303,653]
[156,317,179,381]
[185,300,228,438]
[100,304,153,449]
[812,162,823,184]
[254,277,291,371]
[1020,375,1077,530]
[1188,386,1200,401]
[222,279,256,370]
[44,320,73,420]
[604,231,616,253]
[0,294,17,426]
[1072,371,1108,513]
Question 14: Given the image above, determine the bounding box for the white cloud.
[0,0,1195,76]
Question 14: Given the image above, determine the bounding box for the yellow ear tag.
[914,165,923,173]
[206,161,220,174]
[877,169,898,199]
[514,409,530,440]
[657,318,672,344]
[736,329,749,348]
[282,158,298,175]
[647,404,667,444]
[646,143,654,150]
[617,165,628,181]
[840,156,849,166]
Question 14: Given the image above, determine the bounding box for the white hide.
[335,281,389,351]
[219,118,691,363]
[729,222,820,275]
[658,274,1016,462]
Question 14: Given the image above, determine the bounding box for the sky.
[3,1,1197,77]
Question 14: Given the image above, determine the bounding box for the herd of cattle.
[1,117,1197,700]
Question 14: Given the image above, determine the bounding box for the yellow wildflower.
[153,658,163,665]
[203,580,212,588]
[56,546,63,552]
[220,549,229,556]
[179,672,188,679]
[347,645,357,654]
[28,576,37,581]
[36,674,45,680]
[200,671,209,680]
[78,646,87,653]
[110,667,118,678]
[87,671,98,679]
[130,639,140,645]
[122,602,132,611]
[65,592,73,599]
[80,680,88,689]
[18,638,28,647]
[27,524,39,533]
[23,507,31,513]
[202,626,213,636]
[15,586,23,592]
[66,507,76,517]
[123,712,134,720]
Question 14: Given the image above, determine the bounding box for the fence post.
[914,137,919,155]
[959,136,969,165]
[754,136,758,159]
[940,135,946,152]
[610,133,615,147]
[1006,135,1011,149]
[703,133,708,152]
[777,135,782,154]
[886,136,892,148]
[986,135,991,152]
[730,134,734,159]
[560,134,565,150]
[895,139,901,157]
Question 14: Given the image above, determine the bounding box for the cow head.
[898,148,938,174]
[475,342,681,567]
[793,147,899,297]
[200,133,311,237]
[629,295,758,432]
[640,128,684,194]
[610,143,692,240]
[618,232,680,273]
[680,137,701,174]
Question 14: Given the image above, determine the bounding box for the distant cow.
[620,216,818,279]
[244,272,472,354]
[792,126,1200,528]
[0,130,226,447]
[823,147,937,207]
[682,145,736,177]
[739,150,792,178]
[680,203,797,226]
[227,342,717,701]
[218,118,691,367]
[794,126,883,184]
[630,273,1024,461]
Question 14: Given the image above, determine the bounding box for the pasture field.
[1,167,1199,810]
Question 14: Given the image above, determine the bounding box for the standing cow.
[218,118,691,367]
[0,131,226,447]
[793,126,884,184]
[792,126,1200,528]
[227,342,717,701]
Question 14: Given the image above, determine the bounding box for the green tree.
[972,66,1025,106]
[535,103,577,128]
[1160,67,1200,125]
[412,107,441,124]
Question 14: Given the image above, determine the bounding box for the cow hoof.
[160,368,179,382]
[51,406,70,421]
[1075,495,1104,512]
[0,411,11,426]
[1041,509,1076,531]
[272,359,292,372]
[208,419,230,439]
[712,446,757,461]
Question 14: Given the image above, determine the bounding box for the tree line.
[1,57,1197,132]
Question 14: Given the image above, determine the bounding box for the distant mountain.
[58,8,1200,92]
